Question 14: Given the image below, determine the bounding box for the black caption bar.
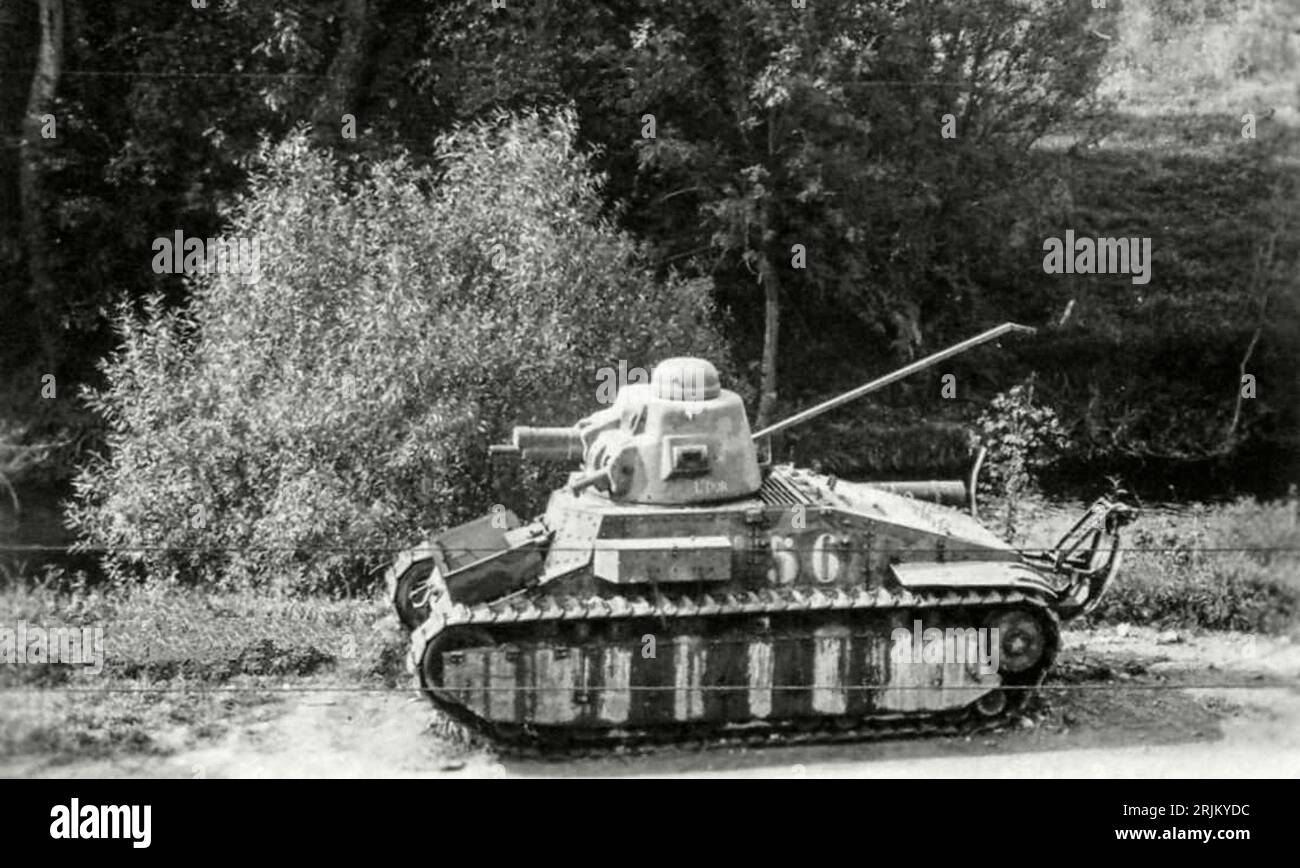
[1,779,1291,857]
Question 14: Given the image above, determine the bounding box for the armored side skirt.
[415,592,1056,731]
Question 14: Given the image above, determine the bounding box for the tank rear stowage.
[387,327,1136,745]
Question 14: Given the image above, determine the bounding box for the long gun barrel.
[751,322,1036,441]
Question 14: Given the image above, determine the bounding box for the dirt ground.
[4,623,1297,779]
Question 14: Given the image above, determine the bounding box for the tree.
[18,0,63,371]
[634,1,1109,416]
[308,0,378,144]
[411,2,1107,425]
[69,110,726,593]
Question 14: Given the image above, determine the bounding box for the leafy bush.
[970,381,1070,539]
[68,109,726,593]
[1090,498,1300,634]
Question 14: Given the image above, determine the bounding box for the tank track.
[470,703,1018,761]
[411,583,1059,752]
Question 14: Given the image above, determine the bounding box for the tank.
[384,323,1136,745]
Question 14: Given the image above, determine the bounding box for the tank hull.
[395,467,1127,744]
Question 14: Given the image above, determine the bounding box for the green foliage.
[971,381,1070,538]
[972,383,1070,494]
[2,0,1297,498]
[1087,498,1300,634]
[608,0,1110,349]
[67,109,726,593]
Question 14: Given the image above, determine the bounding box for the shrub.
[970,380,1070,539]
[68,108,726,593]
[1090,498,1300,634]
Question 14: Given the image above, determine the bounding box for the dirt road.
[7,625,1298,778]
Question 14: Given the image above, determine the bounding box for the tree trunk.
[19,0,63,371]
[0,0,33,267]
[754,197,780,431]
[310,0,374,144]
[753,101,783,432]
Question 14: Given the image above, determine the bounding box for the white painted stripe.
[599,646,631,724]
[746,640,773,719]
[881,628,1005,712]
[812,626,850,714]
[673,637,706,720]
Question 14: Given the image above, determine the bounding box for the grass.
[1088,499,1300,635]
[2,495,1296,767]
[1010,495,1300,636]
[0,582,406,766]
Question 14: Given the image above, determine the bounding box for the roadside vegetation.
[0,582,400,764]
[66,111,724,595]
[1013,497,1300,636]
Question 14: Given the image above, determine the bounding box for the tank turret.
[499,357,761,505]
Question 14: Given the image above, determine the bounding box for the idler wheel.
[392,559,435,630]
[988,609,1047,674]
